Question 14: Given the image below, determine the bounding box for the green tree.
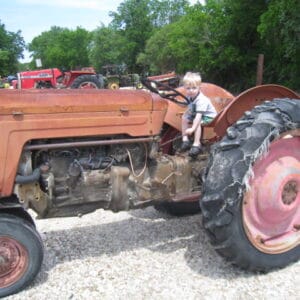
[0,20,25,76]
[148,0,190,26]
[109,0,189,72]
[120,0,300,91]
[198,0,268,91]
[258,0,300,90]
[28,26,91,69]
[89,25,128,72]
[138,3,208,74]
[137,25,176,74]
[109,0,153,72]
[138,2,212,76]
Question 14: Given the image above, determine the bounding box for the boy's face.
[184,85,200,99]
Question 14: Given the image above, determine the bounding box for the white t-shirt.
[187,92,217,118]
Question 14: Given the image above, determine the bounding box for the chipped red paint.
[243,133,300,254]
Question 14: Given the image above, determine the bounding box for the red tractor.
[0,79,299,297]
[12,67,104,89]
[147,71,180,89]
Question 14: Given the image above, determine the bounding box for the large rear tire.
[201,98,300,271]
[0,213,43,297]
[70,75,102,89]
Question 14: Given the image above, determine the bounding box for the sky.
[1,0,203,62]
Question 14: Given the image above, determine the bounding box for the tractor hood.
[0,89,168,140]
[0,89,165,114]
[0,88,168,197]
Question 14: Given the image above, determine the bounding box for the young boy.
[180,72,217,156]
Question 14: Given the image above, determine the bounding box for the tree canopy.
[28,26,91,70]
[0,21,25,76]
[107,0,190,72]
[89,25,128,72]
[258,0,300,88]
[1,0,299,91]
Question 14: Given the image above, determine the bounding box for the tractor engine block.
[15,141,206,218]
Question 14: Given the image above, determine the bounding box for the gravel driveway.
[6,207,299,300]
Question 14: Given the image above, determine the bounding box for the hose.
[15,168,41,184]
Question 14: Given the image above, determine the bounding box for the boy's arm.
[186,113,202,134]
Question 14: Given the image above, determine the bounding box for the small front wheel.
[108,82,120,89]
[0,213,43,297]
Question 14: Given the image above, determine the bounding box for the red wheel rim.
[243,133,300,254]
[79,82,98,89]
[0,236,28,288]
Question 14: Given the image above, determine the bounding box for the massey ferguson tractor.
[0,80,299,297]
[12,67,104,89]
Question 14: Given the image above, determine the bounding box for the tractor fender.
[211,84,300,138]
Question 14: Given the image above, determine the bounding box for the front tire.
[0,213,43,297]
[201,99,300,271]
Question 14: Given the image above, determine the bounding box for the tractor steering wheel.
[141,78,189,106]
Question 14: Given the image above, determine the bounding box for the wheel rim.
[109,83,119,89]
[243,133,300,254]
[79,82,98,89]
[136,83,143,89]
[0,236,28,288]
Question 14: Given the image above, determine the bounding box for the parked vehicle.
[102,64,142,89]
[12,67,104,89]
[0,79,299,297]
[147,71,180,89]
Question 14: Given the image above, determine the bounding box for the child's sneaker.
[179,141,191,152]
[188,145,203,157]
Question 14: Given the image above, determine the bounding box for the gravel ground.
[6,207,300,300]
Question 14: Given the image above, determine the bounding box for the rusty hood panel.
[0,89,168,196]
[0,89,168,138]
[0,89,156,114]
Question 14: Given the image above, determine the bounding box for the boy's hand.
[185,128,194,135]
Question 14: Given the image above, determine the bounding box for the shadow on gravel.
[34,207,255,288]
[130,209,254,279]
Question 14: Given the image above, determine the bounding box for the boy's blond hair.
[182,72,202,87]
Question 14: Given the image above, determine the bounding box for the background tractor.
[0,79,299,297]
[12,67,104,89]
[147,71,180,89]
[102,64,142,89]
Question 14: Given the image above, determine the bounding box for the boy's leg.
[182,115,190,142]
[192,124,202,147]
[189,124,202,156]
[180,115,192,152]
